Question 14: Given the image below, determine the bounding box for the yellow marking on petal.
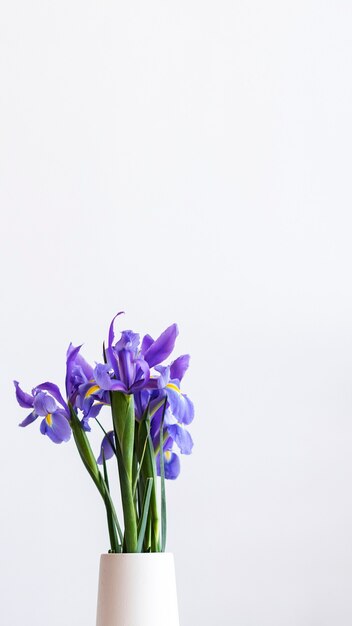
[165,451,172,462]
[46,413,53,426]
[166,382,181,394]
[85,385,100,398]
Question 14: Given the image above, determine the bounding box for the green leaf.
[137,478,153,552]
[159,399,167,552]
[102,450,120,553]
[109,392,138,552]
[133,419,150,497]
[69,403,123,546]
[138,411,160,552]
[111,391,135,481]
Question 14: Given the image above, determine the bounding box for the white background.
[1,1,352,624]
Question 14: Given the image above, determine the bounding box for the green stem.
[159,398,168,552]
[138,416,160,552]
[102,451,120,552]
[69,404,123,547]
[110,391,138,553]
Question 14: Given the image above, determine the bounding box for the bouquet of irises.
[14,312,194,554]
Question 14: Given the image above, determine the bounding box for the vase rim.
[100,551,174,557]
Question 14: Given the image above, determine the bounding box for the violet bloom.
[66,344,109,431]
[14,381,71,444]
[133,355,194,479]
[151,355,194,477]
[94,312,179,395]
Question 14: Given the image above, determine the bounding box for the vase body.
[96,553,180,626]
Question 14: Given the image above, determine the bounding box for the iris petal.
[97,431,116,464]
[19,411,38,427]
[167,424,194,455]
[115,330,140,352]
[170,355,190,382]
[108,311,125,348]
[143,323,179,368]
[66,343,94,399]
[130,357,150,392]
[40,411,71,443]
[94,363,127,392]
[166,386,194,425]
[118,349,135,389]
[33,392,57,417]
[155,365,170,389]
[141,334,154,355]
[156,450,180,479]
[14,381,34,409]
[35,382,68,413]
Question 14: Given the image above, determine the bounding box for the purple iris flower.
[92,314,193,478]
[94,313,179,395]
[66,344,109,431]
[14,381,71,444]
[149,354,194,478]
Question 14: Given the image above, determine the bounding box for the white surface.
[1,1,352,625]
[96,553,179,626]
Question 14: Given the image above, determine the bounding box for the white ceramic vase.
[96,553,180,626]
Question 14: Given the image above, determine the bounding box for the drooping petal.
[167,424,194,455]
[166,386,194,425]
[97,431,116,464]
[156,450,181,480]
[81,402,106,431]
[33,391,57,417]
[14,381,34,409]
[179,394,194,425]
[170,355,190,382]
[40,411,71,443]
[35,382,68,413]
[81,416,91,432]
[19,411,38,427]
[85,402,106,419]
[143,323,179,368]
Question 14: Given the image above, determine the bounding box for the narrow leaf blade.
[137,478,153,552]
